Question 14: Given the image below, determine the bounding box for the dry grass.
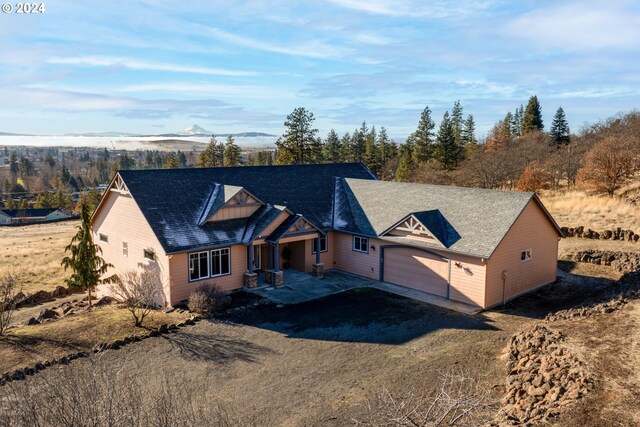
[0,221,79,294]
[540,190,640,230]
[0,304,189,374]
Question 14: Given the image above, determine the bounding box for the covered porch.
[243,214,326,289]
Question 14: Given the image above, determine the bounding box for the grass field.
[0,220,79,294]
[540,190,640,231]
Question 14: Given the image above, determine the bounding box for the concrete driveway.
[246,269,480,314]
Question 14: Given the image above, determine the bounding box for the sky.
[0,0,639,139]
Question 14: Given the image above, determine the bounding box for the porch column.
[243,244,257,288]
[315,236,321,264]
[312,234,325,279]
[271,242,283,287]
[247,244,254,273]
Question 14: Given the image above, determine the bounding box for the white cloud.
[503,2,640,51]
[116,82,293,99]
[47,56,258,76]
[205,27,350,59]
[325,0,497,18]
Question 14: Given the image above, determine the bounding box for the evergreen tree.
[363,126,380,175]
[550,106,571,146]
[163,154,180,169]
[61,202,117,307]
[412,105,435,164]
[501,112,514,140]
[18,197,28,209]
[340,132,352,162]
[451,100,464,147]
[144,152,154,168]
[308,137,324,164]
[512,105,524,137]
[9,153,18,182]
[349,122,368,163]
[461,114,477,145]
[223,135,242,166]
[522,95,544,134]
[322,129,342,163]
[198,135,225,167]
[432,111,461,170]
[276,107,318,164]
[33,193,52,208]
[177,151,188,168]
[377,127,392,166]
[395,134,416,182]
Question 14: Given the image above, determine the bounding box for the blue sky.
[0,0,639,139]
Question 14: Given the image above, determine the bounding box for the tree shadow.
[228,288,499,345]
[0,334,84,354]
[159,329,275,364]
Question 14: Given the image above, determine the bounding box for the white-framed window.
[144,249,156,261]
[99,233,108,243]
[211,247,231,277]
[352,235,369,253]
[122,242,128,257]
[520,249,532,262]
[189,251,210,281]
[312,235,328,254]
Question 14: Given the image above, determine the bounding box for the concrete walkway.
[246,269,480,315]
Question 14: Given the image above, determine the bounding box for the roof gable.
[197,186,262,226]
[381,210,461,249]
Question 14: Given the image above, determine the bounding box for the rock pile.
[11,285,78,309]
[561,226,639,242]
[494,325,592,425]
[574,250,640,273]
[24,296,116,326]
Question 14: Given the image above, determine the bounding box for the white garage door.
[383,247,449,297]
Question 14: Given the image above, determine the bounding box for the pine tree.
[322,129,342,163]
[177,151,188,167]
[395,134,416,182]
[308,137,324,164]
[363,126,380,175]
[501,112,514,140]
[163,154,180,169]
[432,111,460,170]
[451,100,464,147]
[349,122,367,163]
[522,95,544,134]
[276,107,318,164]
[18,197,28,209]
[412,105,435,164]
[550,106,570,146]
[223,135,242,166]
[340,132,352,162]
[61,202,117,307]
[197,135,224,167]
[377,127,391,166]
[511,105,524,137]
[461,114,477,145]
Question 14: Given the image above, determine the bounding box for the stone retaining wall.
[561,226,639,242]
[574,250,640,273]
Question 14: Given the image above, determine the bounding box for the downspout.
[447,259,452,299]
[501,270,509,305]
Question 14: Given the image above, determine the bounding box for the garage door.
[382,247,449,297]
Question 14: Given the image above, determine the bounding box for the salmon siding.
[91,164,561,309]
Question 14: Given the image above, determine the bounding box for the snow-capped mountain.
[181,124,212,136]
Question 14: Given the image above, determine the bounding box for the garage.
[382,247,450,297]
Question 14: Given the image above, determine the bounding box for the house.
[91,163,561,309]
[0,208,73,225]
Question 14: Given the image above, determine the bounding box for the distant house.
[92,163,561,310]
[0,208,73,225]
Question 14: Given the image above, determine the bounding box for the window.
[211,247,231,277]
[144,249,156,261]
[189,251,210,281]
[122,242,128,257]
[99,233,108,243]
[520,249,532,262]
[312,235,328,254]
[352,235,369,253]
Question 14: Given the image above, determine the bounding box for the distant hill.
[0,128,277,138]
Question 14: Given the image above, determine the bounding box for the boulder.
[95,296,116,306]
[31,290,53,304]
[603,230,613,239]
[37,308,58,321]
[26,317,40,325]
[51,286,68,298]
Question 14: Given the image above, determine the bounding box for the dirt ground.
[559,237,640,260]
[554,299,640,426]
[2,275,628,427]
[0,220,79,294]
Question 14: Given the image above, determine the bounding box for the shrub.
[0,273,20,336]
[187,283,229,316]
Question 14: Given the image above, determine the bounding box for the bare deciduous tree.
[577,137,636,196]
[109,267,162,327]
[0,273,20,336]
[0,355,271,427]
[356,369,494,426]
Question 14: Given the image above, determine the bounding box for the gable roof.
[336,178,561,259]
[116,163,376,254]
[381,210,460,249]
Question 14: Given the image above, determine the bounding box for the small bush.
[187,283,229,316]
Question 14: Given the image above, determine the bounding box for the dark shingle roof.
[118,163,375,254]
[337,178,557,258]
